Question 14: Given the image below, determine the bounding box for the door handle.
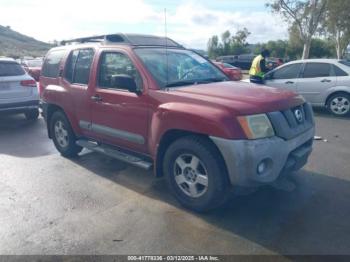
[321,79,331,83]
[285,81,294,84]
[91,95,102,102]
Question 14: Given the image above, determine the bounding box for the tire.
[50,111,82,158]
[163,136,230,212]
[25,109,39,120]
[327,93,350,116]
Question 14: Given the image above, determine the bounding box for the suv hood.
[171,81,304,115]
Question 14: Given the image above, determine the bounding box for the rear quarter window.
[333,65,348,77]
[0,62,25,76]
[42,50,66,78]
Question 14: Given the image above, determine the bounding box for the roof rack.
[60,33,184,48]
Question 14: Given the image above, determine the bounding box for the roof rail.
[60,33,184,48]
[60,34,126,45]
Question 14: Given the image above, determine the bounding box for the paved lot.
[0,110,349,255]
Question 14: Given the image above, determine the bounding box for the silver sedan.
[264,59,350,116]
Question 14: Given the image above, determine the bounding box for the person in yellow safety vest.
[249,49,270,84]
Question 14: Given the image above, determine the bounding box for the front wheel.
[163,136,230,212]
[50,111,82,158]
[327,93,350,116]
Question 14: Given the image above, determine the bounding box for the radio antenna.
[164,8,169,87]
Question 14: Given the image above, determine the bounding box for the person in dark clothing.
[249,49,270,84]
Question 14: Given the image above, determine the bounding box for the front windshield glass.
[134,48,227,88]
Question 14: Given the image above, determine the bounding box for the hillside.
[0,25,51,58]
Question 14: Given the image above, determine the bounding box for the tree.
[207,35,221,58]
[231,28,251,46]
[267,0,327,59]
[323,0,350,59]
[221,30,231,54]
[207,28,251,58]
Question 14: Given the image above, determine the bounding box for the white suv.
[0,58,39,120]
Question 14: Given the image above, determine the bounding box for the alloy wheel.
[330,96,350,115]
[54,120,69,148]
[173,154,209,198]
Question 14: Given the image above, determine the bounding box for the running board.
[76,139,153,170]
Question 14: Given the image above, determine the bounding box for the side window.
[303,63,331,78]
[64,49,94,85]
[64,50,79,82]
[273,63,301,80]
[98,52,142,90]
[333,65,348,77]
[42,50,66,78]
[74,49,95,85]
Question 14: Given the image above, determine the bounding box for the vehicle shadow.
[313,107,350,120]
[72,151,350,255]
[0,114,56,158]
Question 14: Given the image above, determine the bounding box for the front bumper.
[0,100,39,114]
[210,127,315,187]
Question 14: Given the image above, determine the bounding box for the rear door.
[61,48,96,138]
[264,63,302,92]
[297,62,336,104]
[0,61,32,103]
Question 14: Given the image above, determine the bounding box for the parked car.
[22,59,43,81]
[0,58,39,119]
[213,62,242,81]
[216,54,255,70]
[40,34,315,211]
[264,59,350,116]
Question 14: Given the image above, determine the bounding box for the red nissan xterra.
[40,34,315,211]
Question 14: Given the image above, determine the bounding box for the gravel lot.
[0,109,349,255]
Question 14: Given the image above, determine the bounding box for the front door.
[89,51,149,153]
[264,63,303,93]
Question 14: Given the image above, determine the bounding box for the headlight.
[238,114,275,139]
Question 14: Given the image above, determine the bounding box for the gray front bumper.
[210,127,315,187]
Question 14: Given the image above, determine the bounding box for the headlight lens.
[238,114,275,139]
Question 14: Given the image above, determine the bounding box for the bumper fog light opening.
[257,162,266,175]
[257,158,272,175]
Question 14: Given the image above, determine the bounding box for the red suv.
[40,34,315,211]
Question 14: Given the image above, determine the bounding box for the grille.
[267,103,314,140]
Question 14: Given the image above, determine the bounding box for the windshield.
[134,48,227,88]
[0,62,26,76]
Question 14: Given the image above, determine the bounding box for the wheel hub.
[184,167,197,183]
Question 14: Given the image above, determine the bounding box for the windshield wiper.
[165,80,197,87]
[164,78,226,88]
[198,78,226,83]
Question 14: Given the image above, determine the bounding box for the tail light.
[20,79,37,87]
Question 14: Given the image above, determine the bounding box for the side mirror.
[111,74,141,94]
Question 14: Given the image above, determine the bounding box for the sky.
[0,0,289,49]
